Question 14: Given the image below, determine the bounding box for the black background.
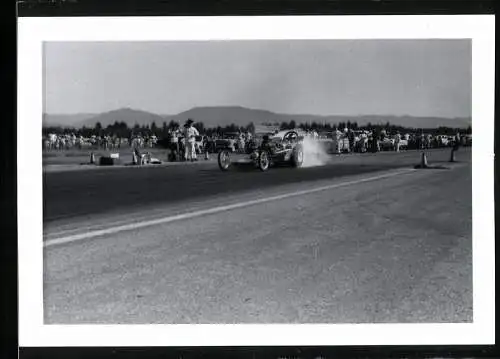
[8,1,499,358]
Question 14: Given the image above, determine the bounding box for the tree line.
[43,120,472,138]
[42,120,257,138]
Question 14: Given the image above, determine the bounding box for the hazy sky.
[44,40,471,117]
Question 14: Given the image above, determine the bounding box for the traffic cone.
[449,148,456,162]
[90,152,95,164]
[421,152,429,168]
[415,152,429,169]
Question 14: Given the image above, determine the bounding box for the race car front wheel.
[258,150,270,172]
[218,150,231,171]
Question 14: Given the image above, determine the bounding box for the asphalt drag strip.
[43,148,465,224]
[43,168,417,247]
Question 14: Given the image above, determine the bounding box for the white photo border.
[18,15,495,347]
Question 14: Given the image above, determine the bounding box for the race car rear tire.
[218,150,231,171]
[258,150,270,172]
[292,146,304,168]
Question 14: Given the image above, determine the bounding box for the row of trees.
[42,120,257,138]
[274,120,472,136]
[43,120,472,138]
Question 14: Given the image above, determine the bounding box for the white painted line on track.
[44,168,416,248]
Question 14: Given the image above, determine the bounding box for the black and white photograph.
[17,15,495,347]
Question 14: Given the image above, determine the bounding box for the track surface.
[43,148,472,324]
[43,149,460,223]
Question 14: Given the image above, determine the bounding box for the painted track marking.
[44,168,416,248]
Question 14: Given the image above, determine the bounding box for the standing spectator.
[460,133,467,146]
[359,131,368,152]
[238,132,246,152]
[372,128,381,153]
[394,131,401,152]
[202,135,210,158]
[426,134,433,149]
[183,119,199,161]
[228,136,236,152]
[380,129,387,141]
[454,131,461,151]
[367,131,373,153]
[347,129,355,153]
[170,127,180,160]
[134,147,142,165]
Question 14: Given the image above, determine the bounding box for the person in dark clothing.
[347,130,355,153]
[134,147,142,165]
[367,132,373,153]
[371,129,380,153]
[453,132,461,151]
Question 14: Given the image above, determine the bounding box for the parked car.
[213,132,240,152]
[378,137,395,151]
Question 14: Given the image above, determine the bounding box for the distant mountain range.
[43,109,166,128]
[43,106,472,130]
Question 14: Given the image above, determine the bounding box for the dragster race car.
[217,130,304,172]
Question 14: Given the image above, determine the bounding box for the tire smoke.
[301,137,330,167]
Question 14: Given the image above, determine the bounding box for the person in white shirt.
[228,137,236,152]
[394,131,402,152]
[360,131,368,152]
[380,129,387,141]
[238,132,246,152]
[183,119,200,161]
